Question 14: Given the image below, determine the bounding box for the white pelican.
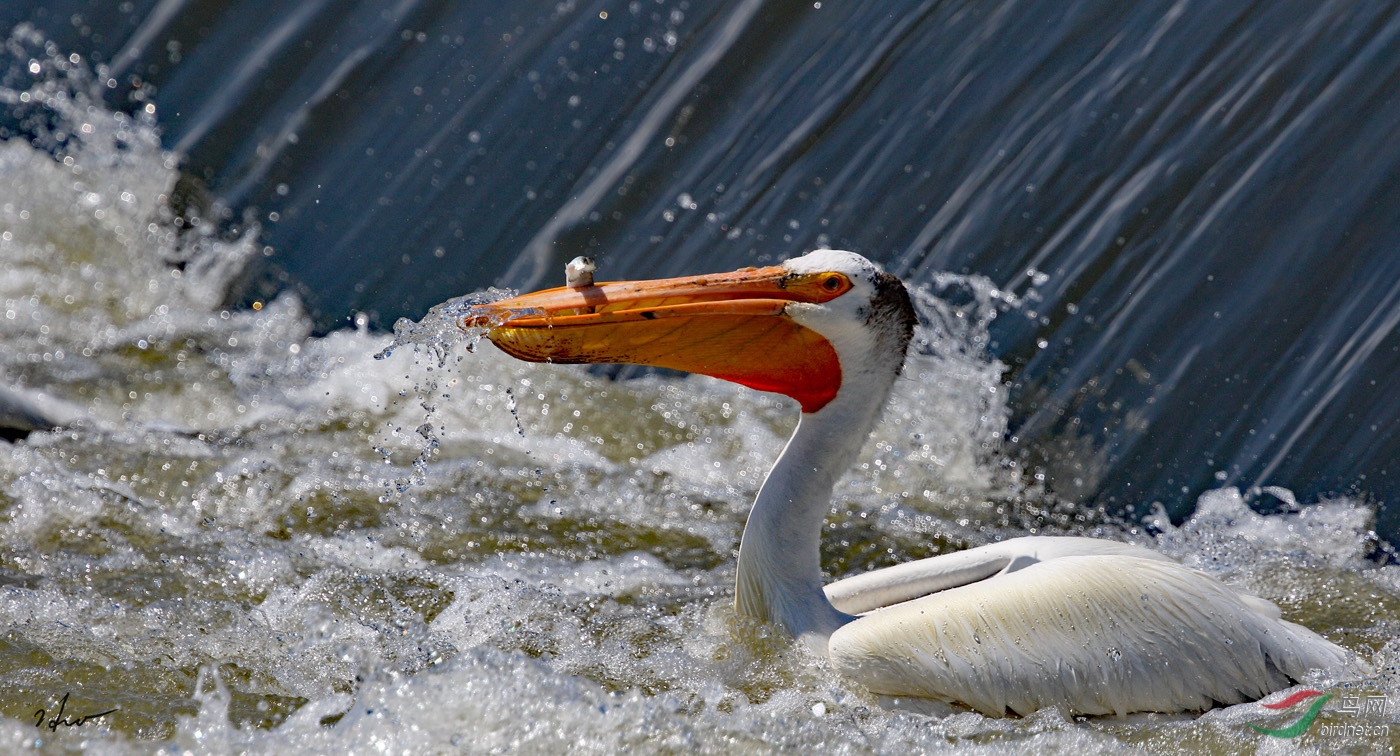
[460,249,1350,716]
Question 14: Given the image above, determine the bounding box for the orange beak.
[459,264,853,413]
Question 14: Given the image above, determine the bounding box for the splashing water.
[370,287,523,500]
[373,287,517,365]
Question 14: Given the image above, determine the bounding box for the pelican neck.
[734,384,889,646]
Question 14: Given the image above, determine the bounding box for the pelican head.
[460,249,917,415]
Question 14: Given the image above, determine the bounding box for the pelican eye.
[791,271,851,300]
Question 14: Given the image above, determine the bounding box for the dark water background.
[5,0,1400,541]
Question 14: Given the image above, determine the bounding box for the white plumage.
[827,548,1346,715]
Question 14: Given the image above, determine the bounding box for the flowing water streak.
[0,34,1397,755]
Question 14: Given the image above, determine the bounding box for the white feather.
[824,536,1171,615]
[827,554,1347,716]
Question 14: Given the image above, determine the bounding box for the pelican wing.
[824,536,1172,615]
[827,555,1348,716]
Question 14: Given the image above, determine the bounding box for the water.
[8,0,1400,532]
[0,43,1398,754]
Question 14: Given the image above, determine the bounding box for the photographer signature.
[33,693,117,732]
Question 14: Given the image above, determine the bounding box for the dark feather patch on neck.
[867,270,918,375]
